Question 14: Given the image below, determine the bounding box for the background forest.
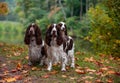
[0,0,120,57]
[0,0,120,83]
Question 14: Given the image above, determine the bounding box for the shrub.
[87,3,120,57]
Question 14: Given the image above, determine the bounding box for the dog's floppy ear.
[56,26,63,46]
[45,24,52,46]
[24,25,30,45]
[64,24,67,36]
[35,24,42,45]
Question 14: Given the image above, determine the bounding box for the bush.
[87,3,120,57]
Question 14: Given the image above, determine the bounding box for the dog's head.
[24,23,42,45]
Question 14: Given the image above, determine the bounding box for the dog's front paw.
[28,61,32,66]
[70,63,75,68]
[47,67,51,71]
[61,68,66,72]
[39,62,43,66]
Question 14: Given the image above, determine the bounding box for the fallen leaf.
[1,63,6,67]
[109,56,114,60]
[75,57,79,61]
[53,63,59,67]
[0,74,6,79]
[3,70,9,75]
[0,42,4,46]
[62,75,67,78]
[75,69,86,74]
[107,70,115,74]
[69,77,76,80]
[75,63,79,67]
[0,80,5,83]
[6,54,12,58]
[11,69,17,73]
[76,66,83,69]
[16,62,22,70]
[75,52,81,55]
[13,52,21,56]
[99,54,106,57]
[49,70,58,75]
[81,76,93,80]
[85,80,92,83]
[95,61,103,67]
[116,72,120,76]
[25,56,29,60]
[14,75,22,80]
[100,67,108,71]
[66,66,70,70]
[84,57,95,62]
[86,68,96,73]
[23,77,32,82]
[42,74,50,78]
[22,70,28,74]
[31,67,38,71]
[95,79,103,83]
[96,71,102,76]
[23,64,31,69]
[106,78,113,83]
[5,77,16,82]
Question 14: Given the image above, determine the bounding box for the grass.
[0,21,24,44]
[0,42,120,83]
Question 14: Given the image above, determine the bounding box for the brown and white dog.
[45,24,68,71]
[57,22,75,68]
[24,23,47,66]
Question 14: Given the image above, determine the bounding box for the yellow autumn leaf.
[62,75,67,78]
[5,77,16,82]
[16,62,22,70]
[0,2,9,15]
[31,67,38,71]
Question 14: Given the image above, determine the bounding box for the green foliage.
[87,2,120,57]
[36,17,50,36]
[0,21,24,44]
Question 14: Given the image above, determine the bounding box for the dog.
[24,23,47,66]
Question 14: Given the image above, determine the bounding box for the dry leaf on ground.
[5,77,16,82]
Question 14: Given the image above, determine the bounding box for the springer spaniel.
[24,23,47,66]
[45,24,67,71]
[57,22,75,68]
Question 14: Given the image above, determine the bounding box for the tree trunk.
[46,0,50,11]
[59,0,67,21]
[80,0,83,20]
[70,0,74,17]
[71,6,74,17]
[86,0,88,12]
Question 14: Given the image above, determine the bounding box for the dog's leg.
[61,53,67,71]
[70,55,75,68]
[47,61,52,71]
[68,50,75,68]
[28,61,32,66]
[39,56,45,66]
[39,59,43,66]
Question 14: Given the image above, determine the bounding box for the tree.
[0,2,9,15]
[87,0,120,57]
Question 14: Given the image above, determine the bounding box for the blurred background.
[0,0,119,57]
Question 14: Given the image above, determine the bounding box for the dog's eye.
[59,24,62,26]
[33,25,35,27]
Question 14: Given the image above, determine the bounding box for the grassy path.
[0,42,120,83]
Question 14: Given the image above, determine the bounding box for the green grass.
[0,42,120,83]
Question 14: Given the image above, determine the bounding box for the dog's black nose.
[53,31,56,34]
